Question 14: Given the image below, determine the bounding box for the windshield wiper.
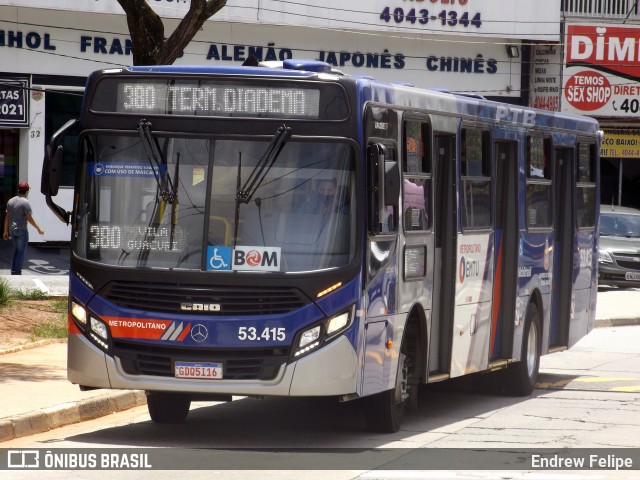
[236,124,292,204]
[232,124,292,248]
[136,120,180,265]
[138,119,177,207]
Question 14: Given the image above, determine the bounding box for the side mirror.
[41,144,63,196]
[41,118,77,224]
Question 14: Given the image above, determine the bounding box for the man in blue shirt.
[3,182,44,275]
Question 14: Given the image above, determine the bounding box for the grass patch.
[27,298,68,341]
[28,316,68,342]
[11,288,50,300]
[0,278,10,307]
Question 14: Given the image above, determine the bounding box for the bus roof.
[97,60,598,135]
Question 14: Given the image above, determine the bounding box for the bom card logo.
[207,246,281,272]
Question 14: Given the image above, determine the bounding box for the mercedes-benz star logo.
[190,324,208,343]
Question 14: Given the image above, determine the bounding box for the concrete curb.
[594,317,640,328]
[0,338,66,356]
[0,390,146,443]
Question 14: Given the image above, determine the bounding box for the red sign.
[567,25,640,80]
[564,71,612,111]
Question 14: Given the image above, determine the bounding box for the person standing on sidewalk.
[3,182,44,275]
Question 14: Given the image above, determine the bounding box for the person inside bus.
[295,177,346,215]
[316,178,338,214]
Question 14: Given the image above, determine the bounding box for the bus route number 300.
[238,326,286,342]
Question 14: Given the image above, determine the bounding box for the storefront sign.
[0,8,520,95]
[4,0,561,41]
[563,24,640,117]
[600,129,640,158]
[0,75,29,127]
[529,43,561,111]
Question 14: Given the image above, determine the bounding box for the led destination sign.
[90,78,331,119]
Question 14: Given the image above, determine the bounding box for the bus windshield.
[74,133,357,273]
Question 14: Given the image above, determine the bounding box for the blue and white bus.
[43,60,600,432]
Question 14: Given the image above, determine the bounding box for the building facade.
[531,0,640,209]
[0,0,560,241]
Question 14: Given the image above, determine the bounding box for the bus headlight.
[292,307,354,359]
[90,317,109,340]
[326,311,350,336]
[299,325,321,348]
[89,317,111,353]
[70,301,87,328]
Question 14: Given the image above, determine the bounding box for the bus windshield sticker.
[207,246,232,271]
[207,246,282,272]
[233,246,281,272]
[89,162,164,177]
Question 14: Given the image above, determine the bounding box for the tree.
[116,0,227,65]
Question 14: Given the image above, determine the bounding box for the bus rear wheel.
[503,303,541,396]
[146,391,191,424]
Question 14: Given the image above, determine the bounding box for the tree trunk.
[117,0,227,65]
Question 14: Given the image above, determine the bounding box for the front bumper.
[598,263,640,288]
[68,332,358,397]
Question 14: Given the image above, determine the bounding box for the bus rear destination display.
[92,79,324,119]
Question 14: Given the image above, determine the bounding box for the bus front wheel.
[363,351,409,433]
[503,303,541,396]
[146,391,191,424]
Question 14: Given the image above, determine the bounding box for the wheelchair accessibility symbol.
[207,246,232,271]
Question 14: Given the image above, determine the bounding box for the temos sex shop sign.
[563,24,640,117]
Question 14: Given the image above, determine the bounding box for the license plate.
[175,361,223,379]
[625,272,640,281]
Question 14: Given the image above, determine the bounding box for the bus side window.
[526,136,552,230]
[577,142,597,229]
[403,120,431,231]
[460,128,491,230]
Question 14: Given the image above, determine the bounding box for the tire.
[364,338,414,433]
[503,303,541,396]
[146,391,191,424]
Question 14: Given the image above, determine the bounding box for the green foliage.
[0,287,68,341]
[28,316,67,342]
[11,288,49,301]
[0,278,10,307]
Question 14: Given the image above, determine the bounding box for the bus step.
[548,346,568,354]
[487,360,510,371]
[427,373,450,383]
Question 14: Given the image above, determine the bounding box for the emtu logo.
[459,256,481,284]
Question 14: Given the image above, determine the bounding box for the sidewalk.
[1,279,640,443]
[0,274,146,442]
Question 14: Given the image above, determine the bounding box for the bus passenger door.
[429,134,456,376]
[449,127,494,378]
[550,148,575,348]
[490,141,518,362]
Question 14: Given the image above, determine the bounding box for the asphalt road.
[0,240,69,276]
